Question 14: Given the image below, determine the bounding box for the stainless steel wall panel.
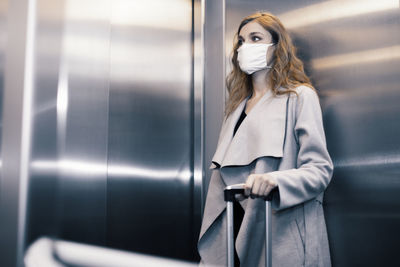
[26,0,64,250]
[0,1,6,169]
[2,0,202,264]
[193,0,205,242]
[26,0,110,249]
[203,0,226,202]
[53,0,110,245]
[107,0,199,261]
[323,89,400,266]
[0,0,35,266]
[222,0,400,266]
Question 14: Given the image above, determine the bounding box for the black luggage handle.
[224,184,246,202]
[224,183,274,202]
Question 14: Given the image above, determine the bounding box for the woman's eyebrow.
[249,31,263,36]
[238,31,263,39]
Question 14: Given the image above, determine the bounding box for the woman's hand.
[244,173,277,198]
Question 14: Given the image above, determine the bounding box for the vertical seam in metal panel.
[104,0,112,247]
[193,0,205,259]
[222,0,226,108]
[18,0,37,265]
[199,0,205,217]
[190,0,196,259]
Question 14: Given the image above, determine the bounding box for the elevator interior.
[0,0,399,266]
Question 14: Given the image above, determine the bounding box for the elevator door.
[106,0,199,261]
[22,0,200,263]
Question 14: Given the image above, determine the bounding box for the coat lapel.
[211,90,289,168]
[210,96,248,169]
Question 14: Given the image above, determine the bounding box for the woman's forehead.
[239,21,271,38]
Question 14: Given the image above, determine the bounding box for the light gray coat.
[198,86,333,267]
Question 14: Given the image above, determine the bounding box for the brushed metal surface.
[0,0,5,175]
[0,0,35,266]
[203,0,226,203]
[26,0,64,251]
[26,0,110,248]
[2,0,203,265]
[16,0,201,263]
[106,0,199,261]
[54,0,110,246]
[193,0,205,242]
[223,0,400,266]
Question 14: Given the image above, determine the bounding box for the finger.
[258,180,268,196]
[251,175,262,197]
[244,174,255,197]
[264,185,275,197]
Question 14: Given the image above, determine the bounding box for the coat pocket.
[290,220,305,266]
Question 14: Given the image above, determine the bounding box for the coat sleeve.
[268,86,334,210]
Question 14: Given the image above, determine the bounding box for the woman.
[198,12,333,267]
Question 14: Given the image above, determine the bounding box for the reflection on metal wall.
[22,0,111,249]
[1,0,35,266]
[106,0,199,260]
[202,0,225,208]
[1,0,202,265]
[27,0,65,248]
[0,0,6,263]
[223,0,400,266]
[26,0,110,248]
[0,0,5,178]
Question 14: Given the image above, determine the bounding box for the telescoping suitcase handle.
[224,183,272,267]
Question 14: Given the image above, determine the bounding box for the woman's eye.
[238,39,243,46]
[252,36,261,42]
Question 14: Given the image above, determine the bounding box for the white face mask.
[237,43,274,75]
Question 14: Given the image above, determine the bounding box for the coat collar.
[211,89,289,168]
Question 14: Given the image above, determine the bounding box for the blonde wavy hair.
[225,12,314,116]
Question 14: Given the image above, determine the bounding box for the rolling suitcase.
[224,183,272,267]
